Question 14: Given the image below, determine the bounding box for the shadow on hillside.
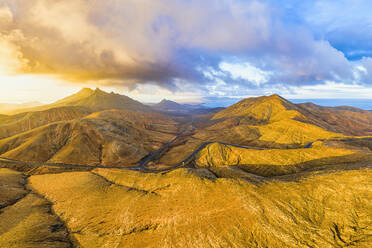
[189,152,372,181]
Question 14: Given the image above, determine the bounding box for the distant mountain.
[0,102,42,114]
[152,99,190,113]
[152,99,217,115]
[9,88,152,114]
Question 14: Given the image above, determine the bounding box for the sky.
[0,0,371,107]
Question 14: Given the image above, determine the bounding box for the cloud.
[297,0,372,60]
[219,62,271,86]
[0,0,371,96]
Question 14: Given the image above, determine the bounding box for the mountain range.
[0,88,370,168]
[0,88,371,248]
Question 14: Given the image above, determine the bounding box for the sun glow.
[0,72,81,104]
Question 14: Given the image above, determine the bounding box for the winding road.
[1,118,371,173]
[137,118,194,169]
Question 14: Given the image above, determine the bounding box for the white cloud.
[219,62,271,86]
[0,0,371,100]
[286,81,372,99]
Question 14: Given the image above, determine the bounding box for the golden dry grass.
[28,168,372,248]
[0,110,178,166]
[212,94,303,122]
[194,142,366,176]
[209,94,345,146]
[0,169,72,248]
[254,119,343,145]
[0,106,91,139]
[0,193,71,248]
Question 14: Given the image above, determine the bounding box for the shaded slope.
[0,169,27,209]
[155,94,372,169]
[194,142,366,176]
[0,110,178,166]
[298,103,372,136]
[0,106,91,139]
[157,95,348,167]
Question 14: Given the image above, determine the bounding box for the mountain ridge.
[7,88,152,115]
[0,90,371,167]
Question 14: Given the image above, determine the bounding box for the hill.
[212,94,303,122]
[155,94,372,168]
[0,106,91,139]
[0,168,72,247]
[0,110,178,166]
[24,167,371,248]
[0,92,371,247]
[212,95,372,136]
[9,88,152,114]
[297,103,372,136]
[210,94,346,144]
[194,141,369,176]
[0,92,370,170]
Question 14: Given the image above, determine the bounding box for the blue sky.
[0,0,371,107]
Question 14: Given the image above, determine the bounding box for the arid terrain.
[0,88,371,248]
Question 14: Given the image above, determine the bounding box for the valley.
[0,88,371,247]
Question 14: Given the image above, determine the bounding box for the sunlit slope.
[0,106,91,139]
[194,142,365,176]
[29,168,372,248]
[212,94,303,121]
[255,119,342,145]
[0,193,71,248]
[0,110,178,166]
[10,88,152,114]
[0,169,71,248]
[210,94,344,145]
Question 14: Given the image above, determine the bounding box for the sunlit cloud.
[0,74,80,103]
[0,0,371,103]
[219,62,271,86]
